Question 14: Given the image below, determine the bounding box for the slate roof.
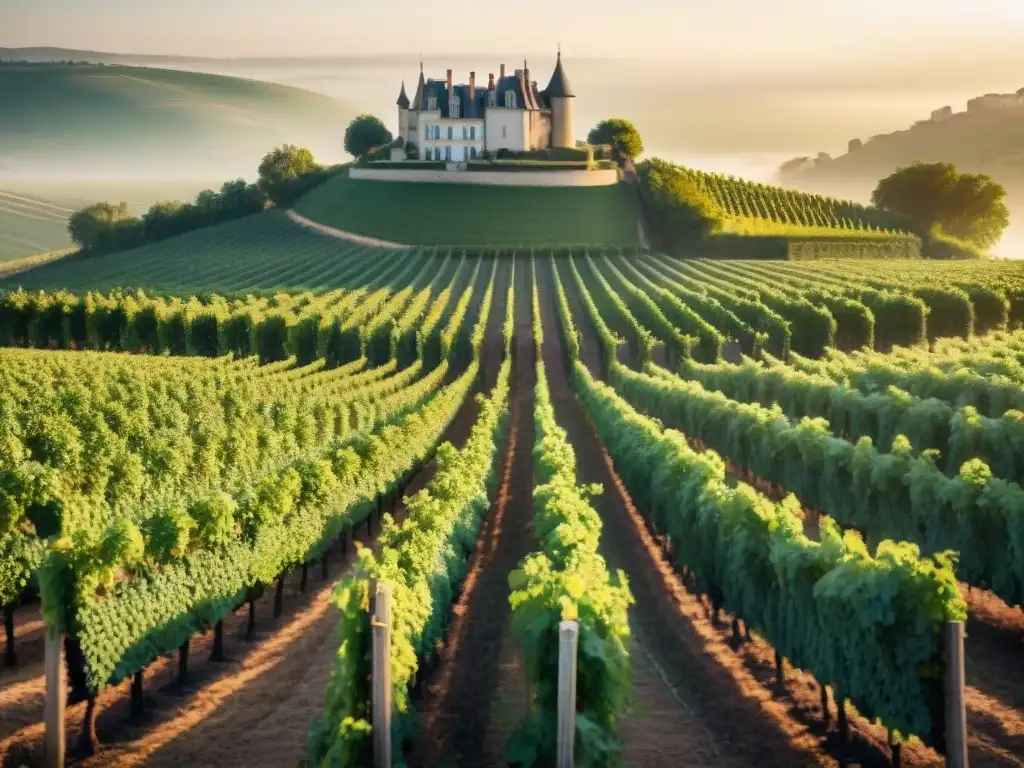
[396,81,410,108]
[544,52,574,98]
[404,58,569,117]
[411,69,426,110]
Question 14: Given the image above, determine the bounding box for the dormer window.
[505,91,516,108]
[427,95,437,111]
[450,96,460,119]
[488,91,496,107]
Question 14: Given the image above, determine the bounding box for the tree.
[257,145,322,207]
[587,119,644,162]
[67,202,136,251]
[872,162,1009,249]
[344,114,393,159]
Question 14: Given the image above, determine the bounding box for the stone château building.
[395,51,576,162]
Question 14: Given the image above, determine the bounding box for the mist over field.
[3,49,1024,256]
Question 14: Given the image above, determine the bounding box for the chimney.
[500,63,505,79]
[488,73,495,90]
[446,68,453,94]
[469,71,476,101]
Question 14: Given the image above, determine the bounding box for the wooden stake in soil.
[775,650,785,687]
[945,620,968,768]
[371,581,393,768]
[301,563,309,592]
[557,620,580,768]
[3,604,16,667]
[820,683,830,726]
[130,670,145,721]
[177,637,190,686]
[44,630,66,768]
[247,599,256,638]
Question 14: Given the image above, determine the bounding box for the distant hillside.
[0,47,213,64]
[0,63,355,180]
[0,189,80,261]
[779,94,1024,199]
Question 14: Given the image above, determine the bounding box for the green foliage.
[611,362,1024,609]
[309,267,514,766]
[3,266,487,689]
[67,202,136,252]
[572,355,964,748]
[63,178,268,260]
[257,144,326,207]
[872,162,1009,249]
[344,115,394,160]
[637,158,917,259]
[506,273,632,768]
[587,119,644,161]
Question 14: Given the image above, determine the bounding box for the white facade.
[419,117,486,161]
[395,52,575,159]
[483,109,527,153]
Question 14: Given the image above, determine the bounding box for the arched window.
[504,91,516,108]
[427,95,437,111]
[488,91,496,107]
[450,96,460,119]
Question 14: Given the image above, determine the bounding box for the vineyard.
[1,250,1023,768]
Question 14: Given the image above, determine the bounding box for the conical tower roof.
[411,61,426,109]
[545,50,574,98]
[396,81,410,108]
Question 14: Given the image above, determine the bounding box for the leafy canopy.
[344,114,393,159]
[257,144,322,207]
[871,162,1009,249]
[67,202,135,251]
[587,118,644,161]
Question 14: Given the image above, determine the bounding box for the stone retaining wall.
[349,167,621,187]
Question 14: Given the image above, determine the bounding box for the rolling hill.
[0,189,80,261]
[292,175,640,247]
[0,63,355,181]
[0,210,389,293]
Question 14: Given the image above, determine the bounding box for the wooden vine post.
[556,619,579,768]
[945,620,968,768]
[371,580,393,768]
[44,630,66,768]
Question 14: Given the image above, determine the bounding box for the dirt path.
[406,253,533,768]
[535,254,837,767]
[286,210,415,251]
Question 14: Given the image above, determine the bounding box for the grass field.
[292,174,640,247]
[1,210,399,292]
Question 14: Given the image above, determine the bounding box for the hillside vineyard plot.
[2,252,1023,768]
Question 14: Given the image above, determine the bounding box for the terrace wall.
[349,167,621,187]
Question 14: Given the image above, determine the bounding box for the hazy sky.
[4,0,1024,72]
